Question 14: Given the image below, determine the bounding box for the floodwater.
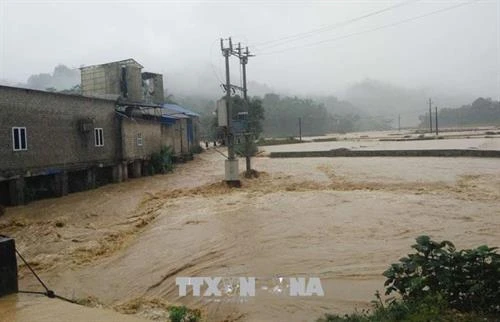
[263,135,500,153]
[1,139,500,321]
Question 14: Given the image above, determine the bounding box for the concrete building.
[80,58,143,102]
[0,59,199,207]
[162,104,200,156]
[0,85,120,206]
[81,59,164,104]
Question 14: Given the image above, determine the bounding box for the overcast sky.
[0,0,499,99]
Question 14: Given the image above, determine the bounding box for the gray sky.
[0,0,499,99]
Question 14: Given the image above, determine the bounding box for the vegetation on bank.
[168,305,201,322]
[419,98,500,128]
[319,236,500,322]
[148,146,175,174]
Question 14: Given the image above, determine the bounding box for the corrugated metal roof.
[162,103,199,117]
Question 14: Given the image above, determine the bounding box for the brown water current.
[1,149,500,321]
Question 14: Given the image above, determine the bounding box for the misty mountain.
[314,95,364,116]
[342,79,476,127]
[23,65,80,91]
[247,81,275,98]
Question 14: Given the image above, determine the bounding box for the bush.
[168,305,201,322]
[149,146,174,175]
[318,236,500,321]
[190,144,203,154]
[318,292,491,322]
[235,139,258,157]
[383,235,500,314]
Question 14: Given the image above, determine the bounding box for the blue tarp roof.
[160,116,177,125]
[162,103,199,117]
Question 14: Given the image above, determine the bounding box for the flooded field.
[262,133,500,153]
[1,143,500,321]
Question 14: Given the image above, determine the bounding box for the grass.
[317,293,500,322]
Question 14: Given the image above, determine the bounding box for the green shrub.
[318,236,500,321]
[190,144,203,154]
[235,139,258,157]
[168,305,201,322]
[149,146,174,175]
[383,235,500,314]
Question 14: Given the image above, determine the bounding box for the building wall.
[0,86,119,179]
[142,73,165,104]
[161,124,176,153]
[178,119,189,155]
[81,61,143,102]
[125,66,143,102]
[121,118,162,160]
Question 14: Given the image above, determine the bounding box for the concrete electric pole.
[428,98,433,133]
[220,37,240,186]
[298,117,302,141]
[435,106,439,136]
[236,43,254,174]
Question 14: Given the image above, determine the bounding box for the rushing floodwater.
[1,138,500,321]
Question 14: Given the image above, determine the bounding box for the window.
[94,128,104,147]
[12,127,27,151]
[137,133,143,146]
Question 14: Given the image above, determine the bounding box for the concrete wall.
[142,73,164,104]
[125,65,143,102]
[177,118,189,154]
[269,149,500,158]
[0,86,120,179]
[121,118,162,160]
[81,61,142,102]
[161,124,176,153]
[152,74,164,104]
[81,63,122,98]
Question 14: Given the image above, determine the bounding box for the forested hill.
[418,97,500,128]
[260,93,393,137]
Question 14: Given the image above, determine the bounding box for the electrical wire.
[254,0,419,50]
[15,249,77,304]
[209,38,225,86]
[257,0,480,56]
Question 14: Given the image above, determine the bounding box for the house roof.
[0,85,117,103]
[80,58,143,70]
[162,103,199,117]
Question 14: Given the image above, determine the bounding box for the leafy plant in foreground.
[383,235,500,314]
[318,236,500,322]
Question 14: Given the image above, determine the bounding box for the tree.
[231,95,265,137]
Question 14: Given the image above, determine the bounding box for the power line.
[255,0,419,50]
[209,38,225,86]
[257,0,479,56]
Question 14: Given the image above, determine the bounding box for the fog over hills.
[1,62,487,128]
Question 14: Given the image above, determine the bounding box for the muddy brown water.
[1,148,499,321]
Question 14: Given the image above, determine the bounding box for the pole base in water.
[225,159,239,181]
[225,180,241,188]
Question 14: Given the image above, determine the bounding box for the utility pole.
[298,117,302,141]
[435,106,439,136]
[398,114,401,132]
[220,37,239,186]
[428,98,433,133]
[236,43,254,174]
